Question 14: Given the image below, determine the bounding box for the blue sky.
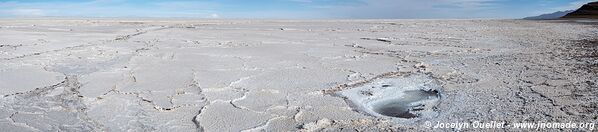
[0,0,595,19]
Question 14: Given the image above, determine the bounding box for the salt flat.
[0,19,596,131]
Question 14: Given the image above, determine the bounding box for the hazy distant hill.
[524,10,574,20]
[562,1,598,19]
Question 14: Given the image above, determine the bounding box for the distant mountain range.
[524,1,598,20]
[524,10,574,20]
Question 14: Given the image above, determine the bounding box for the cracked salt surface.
[336,74,442,121]
[1,20,595,131]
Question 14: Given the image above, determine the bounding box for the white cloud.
[210,13,220,18]
[0,0,222,18]
[309,0,506,19]
[7,9,45,17]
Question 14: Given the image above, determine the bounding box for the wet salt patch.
[47,55,132,75]
[336,74,442,121]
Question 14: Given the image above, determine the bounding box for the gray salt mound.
[336,74,442,120]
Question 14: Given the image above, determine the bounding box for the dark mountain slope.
[562,1,598,19]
